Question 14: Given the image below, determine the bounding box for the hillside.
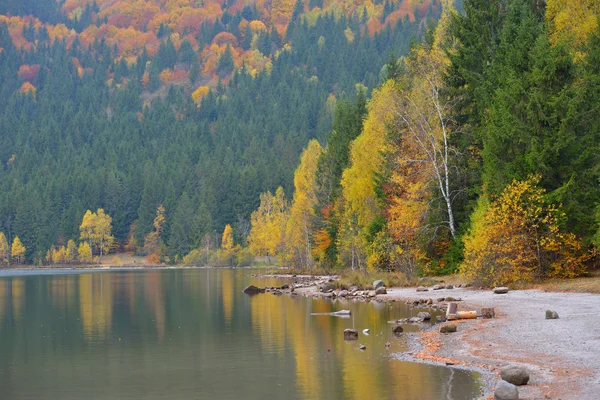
[0,0,443,262]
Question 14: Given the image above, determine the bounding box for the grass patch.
[335,270,415,290]
[512,269,600,294]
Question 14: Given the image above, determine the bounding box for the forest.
[0,0,442,263]
[2,0,598,286]
[243,0,600,285]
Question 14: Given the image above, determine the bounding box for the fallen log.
[457,311,477,320]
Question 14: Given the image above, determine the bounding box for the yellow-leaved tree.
[80,209,115,261]
[248,187,288,264]
[78,242,92,263]
[285,139,323,269]
[547,0,600,56]
[339,82,395,270]
[11,236,26,264]
[461,176,589,286]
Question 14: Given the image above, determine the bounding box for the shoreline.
[3,268,597,398]
[258,274,599,400]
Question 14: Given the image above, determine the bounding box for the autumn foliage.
[461,177,589,286]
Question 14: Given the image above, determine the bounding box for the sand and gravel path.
[382,287,600,400]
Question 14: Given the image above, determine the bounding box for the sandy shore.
[380,287,600,400]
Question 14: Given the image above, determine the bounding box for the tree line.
[0,1,438,264]
[241,0,600,285]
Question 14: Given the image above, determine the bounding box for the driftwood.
[311,309,351,318]
[457,311,477,320]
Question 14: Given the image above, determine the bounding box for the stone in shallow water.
[545,310,559,319]
[344,329,359,340]
[392,325,403,334]
[417,312,431,321]
[494,380,519,400]
[493,287,509,294]
[416,286,429,292]
[242,285,262,294]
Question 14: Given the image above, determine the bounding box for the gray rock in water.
[392,325,404,334]
[494,380,519,400]
[349,286,358,293]
[368,290,377,297]
[493,287,510,294]
[339,290,349,298]
[440,324,457,333]
[408,317,423,323]
[416,286,429,292]
[321,282,336,293]
[437,297,446,302]
[417,312,431,321]
[445,285,454,289]
[373,280,385,289]
[242,285,262,295]
[432,285,442,290]
[375,287,387,295]
[501,366,530,386]
[436,315,447,323]
[344,329,359,340]
[545,310,559,319]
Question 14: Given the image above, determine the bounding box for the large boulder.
[344,329,359,340]
[440,324,457,333]
[242,285,262,295]
[375,287,387,295]
[493,287,510,294]
[501,366,530,386]
[494,380,519,400]
[373,280,385,289]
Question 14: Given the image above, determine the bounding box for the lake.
[0,268,482,399]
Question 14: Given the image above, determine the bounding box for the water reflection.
[0,269,482,399]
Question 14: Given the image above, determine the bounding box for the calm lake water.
[0,268,482,399]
